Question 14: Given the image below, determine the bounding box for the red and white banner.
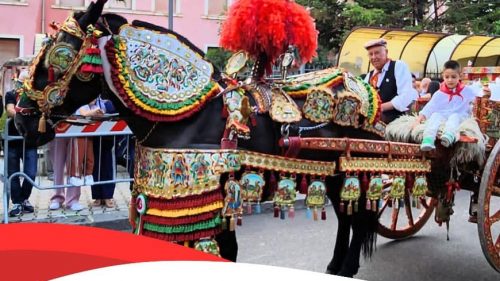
[55,120,131,135]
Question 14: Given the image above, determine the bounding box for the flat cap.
[364,38,387,50]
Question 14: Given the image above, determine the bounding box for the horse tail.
[361,206,378,260]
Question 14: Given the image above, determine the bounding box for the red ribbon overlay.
[0,223,225,280]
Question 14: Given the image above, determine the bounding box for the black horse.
[15,1,380,277]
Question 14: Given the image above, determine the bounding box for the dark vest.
[368,60,401,123]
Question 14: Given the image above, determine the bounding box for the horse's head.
[15,0,108,147]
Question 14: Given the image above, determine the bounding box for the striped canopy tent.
[337,27,499,79]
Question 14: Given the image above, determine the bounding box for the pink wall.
[0,0,43,57]
[0,0,224,59]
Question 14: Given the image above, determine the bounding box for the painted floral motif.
[303,88,335,123]
[333,95,360,127]
[194,239,221,257]
[343,72,370,116]
[109,25,220,122]
[270,91,302,123]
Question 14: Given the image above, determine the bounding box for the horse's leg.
[215,223,238,262]
[326,207,352,274]
[325,176,351,275]
[337,199,378,278]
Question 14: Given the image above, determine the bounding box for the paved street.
[236,191,499,281]
[1,172,498,280]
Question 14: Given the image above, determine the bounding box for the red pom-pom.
[220,0,317,72]
[81,64,103,74]
[85,48,101,55]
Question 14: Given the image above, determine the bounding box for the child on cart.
[413,60,481,151]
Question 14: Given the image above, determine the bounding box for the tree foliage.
[296,0,498,56]
[437,0,499,35]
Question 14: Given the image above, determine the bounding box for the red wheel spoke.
[477,141,500,272]
[391,204,400,231]
[377,199,389,219]
[420,197,429,209]
[405,202,414,226]
[491,210,500,224]
[404,194,414,226]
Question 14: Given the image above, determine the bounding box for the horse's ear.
[84,0,107,26]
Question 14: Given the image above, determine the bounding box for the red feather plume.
[220,0,318,69]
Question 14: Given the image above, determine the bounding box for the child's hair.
[443,60,461,72]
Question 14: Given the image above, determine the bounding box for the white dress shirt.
[364,60,418,112]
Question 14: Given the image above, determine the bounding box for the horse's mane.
[131,20,222,81]
[99,13,128,35]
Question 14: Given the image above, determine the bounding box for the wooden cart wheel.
[377,190,436,240]
[478,140,500,272]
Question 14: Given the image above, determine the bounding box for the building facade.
[0,0,233,66]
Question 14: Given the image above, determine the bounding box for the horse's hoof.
[325,268,339,275]
[337,270,355,278]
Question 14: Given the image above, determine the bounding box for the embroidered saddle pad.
[106,25,220,122]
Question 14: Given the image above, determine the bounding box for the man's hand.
[91,108,104,117]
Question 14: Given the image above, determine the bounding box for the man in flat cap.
[364,38,417,123]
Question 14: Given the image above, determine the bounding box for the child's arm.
[411,91,440,129]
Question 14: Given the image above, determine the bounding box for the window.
[107,0,132,10]
[0,0,26,3]
[0,38,20,69]
[153,0,180,14]
[58,0,85,7]
[205,0,233,17]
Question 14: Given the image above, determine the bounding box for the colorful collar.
[440,82,464,101]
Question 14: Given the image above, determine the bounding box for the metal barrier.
[1,118,134,223]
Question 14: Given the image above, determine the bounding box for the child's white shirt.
[420,85,477,119]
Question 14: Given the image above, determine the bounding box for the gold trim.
[59,14,86,40]
[134,146,241,199]
[146,201,223,218]
[240,151,336,176]
[339,157,431,173]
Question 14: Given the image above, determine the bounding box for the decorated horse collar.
[20,15,103,131]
